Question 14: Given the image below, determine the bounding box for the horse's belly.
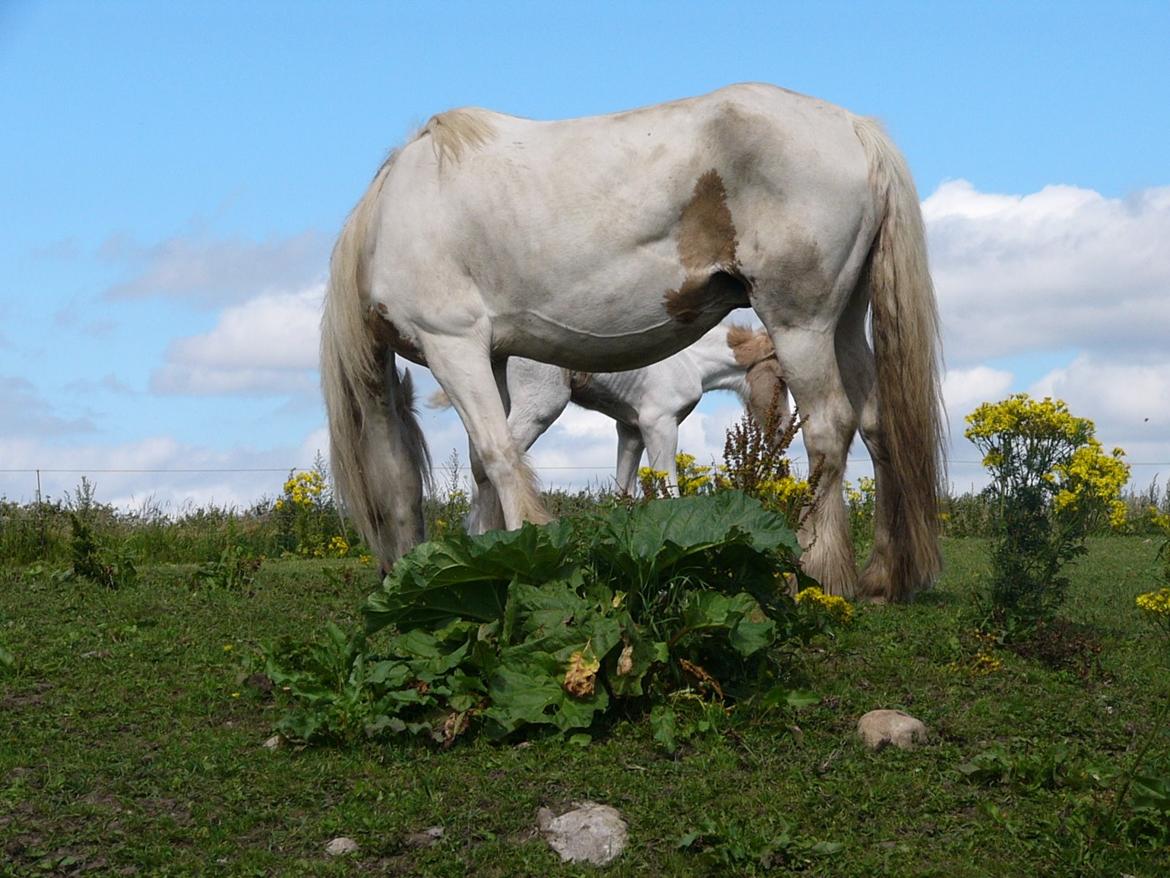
[489,284,743,372]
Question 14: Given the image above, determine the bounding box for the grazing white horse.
[321,83,944,601]
[430,322,789,531]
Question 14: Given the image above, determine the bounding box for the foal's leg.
[640,414,681,497]
[466,445,501,534]
[614,422,645,495]
[763,327,859,597]
[424,335,549,531]
[465,361,513,534]
[507,360,572,454]
[469,360,569,534]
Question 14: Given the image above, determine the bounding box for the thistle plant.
[718,401,818,530]
[965,394,1129,628]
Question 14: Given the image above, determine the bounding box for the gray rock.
[404,825,444,848]
[538,801,627,865]
[857,709,929,750]
[324,836,359,856]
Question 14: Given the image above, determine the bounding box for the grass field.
[2,537,1168,876]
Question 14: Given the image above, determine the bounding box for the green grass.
[2,539,1168,876]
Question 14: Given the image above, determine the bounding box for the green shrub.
[68,512,138,589]
[965,394,1129,630]
[263,492,835,746]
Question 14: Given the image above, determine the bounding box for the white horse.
[321,83,944,601]
[430,322,789,530]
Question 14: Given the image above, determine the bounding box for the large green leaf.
[364,519,576,634]
[679,591,777,657]
[483,653,609,736]
[592,492,800,590]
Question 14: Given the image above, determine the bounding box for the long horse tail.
[852,117,945,601]
[320,154,431,566]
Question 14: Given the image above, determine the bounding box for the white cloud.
[151,285,323,396]
[101,230,329,307]
[0,433,315,511]
[1029,355,1170,432]
[1027,354,1170,488]
[925,181,1170,364]
[0,375,96,437]
[942,365,1014,425]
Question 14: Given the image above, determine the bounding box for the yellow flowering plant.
[794,585,854,627]
[964,395,1129,627]
[637,453,716,500]
[272,455,352,558]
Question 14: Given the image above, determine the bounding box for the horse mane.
[419,108,496,167]
[725,323,775,369]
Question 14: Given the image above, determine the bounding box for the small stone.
[404,825,444,848]
[857,709,929,750]
[325,836,359,856]
[262,735,283,750]
[538,801,627,866]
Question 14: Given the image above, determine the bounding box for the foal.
[433,323,789,532]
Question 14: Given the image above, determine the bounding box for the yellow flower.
[795,585,854,624]
[1137,588,1170,617]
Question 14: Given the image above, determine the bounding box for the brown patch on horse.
[678,170,738,270]
[663,170,750,323]
[369,305,427,367]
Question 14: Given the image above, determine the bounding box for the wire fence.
[3,459,1167,503]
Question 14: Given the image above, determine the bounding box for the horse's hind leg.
[424,335,550,531]
[764,326,859,597]
[836,294,897,602]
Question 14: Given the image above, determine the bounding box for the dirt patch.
[1005,618,1105,680]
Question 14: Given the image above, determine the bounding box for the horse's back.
[369,84,876,371]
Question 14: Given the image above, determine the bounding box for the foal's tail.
[852,118,945,601]
[320,156,431,566]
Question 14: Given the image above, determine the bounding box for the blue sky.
[2,1,1169,508]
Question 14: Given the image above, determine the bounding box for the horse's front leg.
[424,334,549,531]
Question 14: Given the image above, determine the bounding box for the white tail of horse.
[852,118,945,601]
[320,155,432,563]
